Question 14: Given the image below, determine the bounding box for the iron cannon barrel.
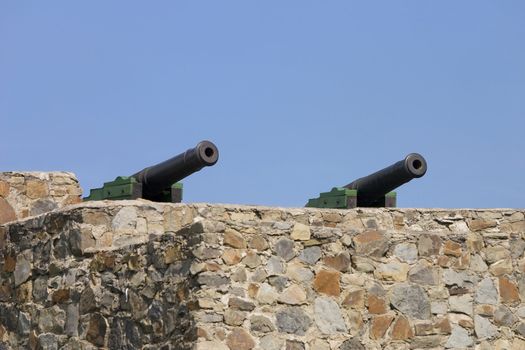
[132,140,219,198]
[344,153,427,207]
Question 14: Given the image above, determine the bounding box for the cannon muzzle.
[133,140,218,200]
[344,153,427,207]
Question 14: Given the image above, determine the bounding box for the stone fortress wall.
[0,172,81,225]
[0,172,524,349]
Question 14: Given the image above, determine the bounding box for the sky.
[1,1,524,209]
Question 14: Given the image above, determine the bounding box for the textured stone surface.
[0,198,16,224]
[298,246,321,265]
[226,328,255,350]
[370,314,394,339]
[278,284,307,305]
[250,315,275,333]
[14,256,31,286]
[450,294,473,316]
[0,196,523,349]
[353,230,389,257]
[390,284,431,320]
[375,261,409,281]
[392,316,414,340]
[0,172,81,223]
[474,315,498,340]
[224,229,247,249]
[445,325,473,348]
[322,252,350,272]
[290,223,311,241]
[476,277,498,304]
[418,234,442,256]
[409,260,438,285]
[394,243,418,263]
[313,296,347,334]
[313,269,340,297]
[276,307,311,335]
[499,276,520,305]
[274,238,295,261]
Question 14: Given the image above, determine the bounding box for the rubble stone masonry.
[0,175,524,349]
[0,172,82,225]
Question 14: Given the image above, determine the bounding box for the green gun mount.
[306,187,396,209]
[84,176,183,202]
[306,153,427,209]
[84,140,218,203]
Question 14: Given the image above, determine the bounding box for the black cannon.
[306,153,427,208]
[85,140,219,202]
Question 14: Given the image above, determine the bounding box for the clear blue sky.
[1,1,524,208]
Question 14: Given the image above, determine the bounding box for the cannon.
[306,153,427,208]
[84,140,219,202]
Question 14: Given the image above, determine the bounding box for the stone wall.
[0,172,82,224]
[1,200,525,349]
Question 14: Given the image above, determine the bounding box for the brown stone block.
[196,327,211,340]
[0,181,9,197]
[4,254,16,273]
[26,180,49,199]
[0,198,16,224]
[434,317,452,334]
[466,232,484,252]
[468,218,497,231]
[82,211,110,226]
[415,317,451,335]
[499,276,520,305]
[226,328,255,350]
[343,289,365,309]
[393,214,405,230]
[353,230,389,257]
[249,235,268,251]
[459,318,474,329]
[63,194,82,205]
[205,262,221,272]
[222,249,242,265]
[248,283,259,298]
[370,314,394,340]
[313,269,341,297]
[367,294,388,314]
[453,253,470,270]
[443,240,462,257]
[475,304,495,316]
[322,252,350,272]
[323,212,342,223]
[437,255,451,267]
[164,245,182,264]
[86,313,107,347]
[52,288,70,304]
[224,228,247,249]
[391,316,414,340]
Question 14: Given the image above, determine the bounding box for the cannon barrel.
[344,153,427,207]
[132,140,219,199]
